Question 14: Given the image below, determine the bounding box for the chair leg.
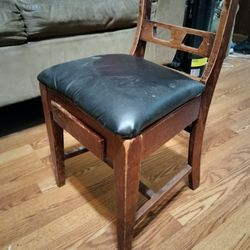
[113,138,142,250]
[40,84,65,187]
[188,120,205,190]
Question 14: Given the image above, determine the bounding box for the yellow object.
[191,57,208,67]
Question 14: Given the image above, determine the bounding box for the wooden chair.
[38,0,239,249]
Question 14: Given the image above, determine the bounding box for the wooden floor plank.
[192,200,250,250]
[0,145,34,166]
[158,178,250,250]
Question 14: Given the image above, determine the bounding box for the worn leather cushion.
[0,0,27,46]
[38,54,204,138]
[17,0,139,40]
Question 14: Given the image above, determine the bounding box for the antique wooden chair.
[38,0,239,249]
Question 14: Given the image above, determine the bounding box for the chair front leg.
[113,137,142,250]
[40,83,65,187]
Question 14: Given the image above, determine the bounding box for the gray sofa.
[0,0,185,107]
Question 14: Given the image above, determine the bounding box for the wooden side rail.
[141,97,201,159]
[135,164,192,225]
[140,20,216,57]
[64,146,89,160]
[139,181,156,200]
[51,101,105,160]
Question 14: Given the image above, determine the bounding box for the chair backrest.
[131,0,239,81]
[131,0,239,116]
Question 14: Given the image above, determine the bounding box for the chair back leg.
[188,118,206,190]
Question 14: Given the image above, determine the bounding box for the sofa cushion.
[16,0,139,40]
[0,0,27,46]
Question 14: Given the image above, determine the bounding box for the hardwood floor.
[0,57,250,250]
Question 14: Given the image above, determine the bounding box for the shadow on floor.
[65,144,188,237]
[0,97,44,137]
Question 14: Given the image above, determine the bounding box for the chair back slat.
[140,20,216,58]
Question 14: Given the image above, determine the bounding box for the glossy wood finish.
[188,0,240,189]
[133,0,239,191]
[0,57,249,249]
[140,20,215,57]
[39,0,239,249]
[51,101,104,160]
[64,146,88,160]
[40,84,65,187]
[130,0,151,57]
[140,97,200,159]
[113,138,142,250]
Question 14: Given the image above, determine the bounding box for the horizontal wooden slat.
[139,182,156,200]
[51,101,104,160]
[64,146,89,160]
[141,20,215,57]
[135,164,192,225]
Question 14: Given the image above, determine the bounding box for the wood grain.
[0,57,249,249]
[51,101,104,160]
[40,84,65,187]
[0,0,242,247]
[140,20,215,57]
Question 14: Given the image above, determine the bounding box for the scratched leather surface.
[38,54,204,138]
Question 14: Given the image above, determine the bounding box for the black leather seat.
[38,54,204,138]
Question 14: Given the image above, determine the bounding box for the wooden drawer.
[51,101,104,160]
